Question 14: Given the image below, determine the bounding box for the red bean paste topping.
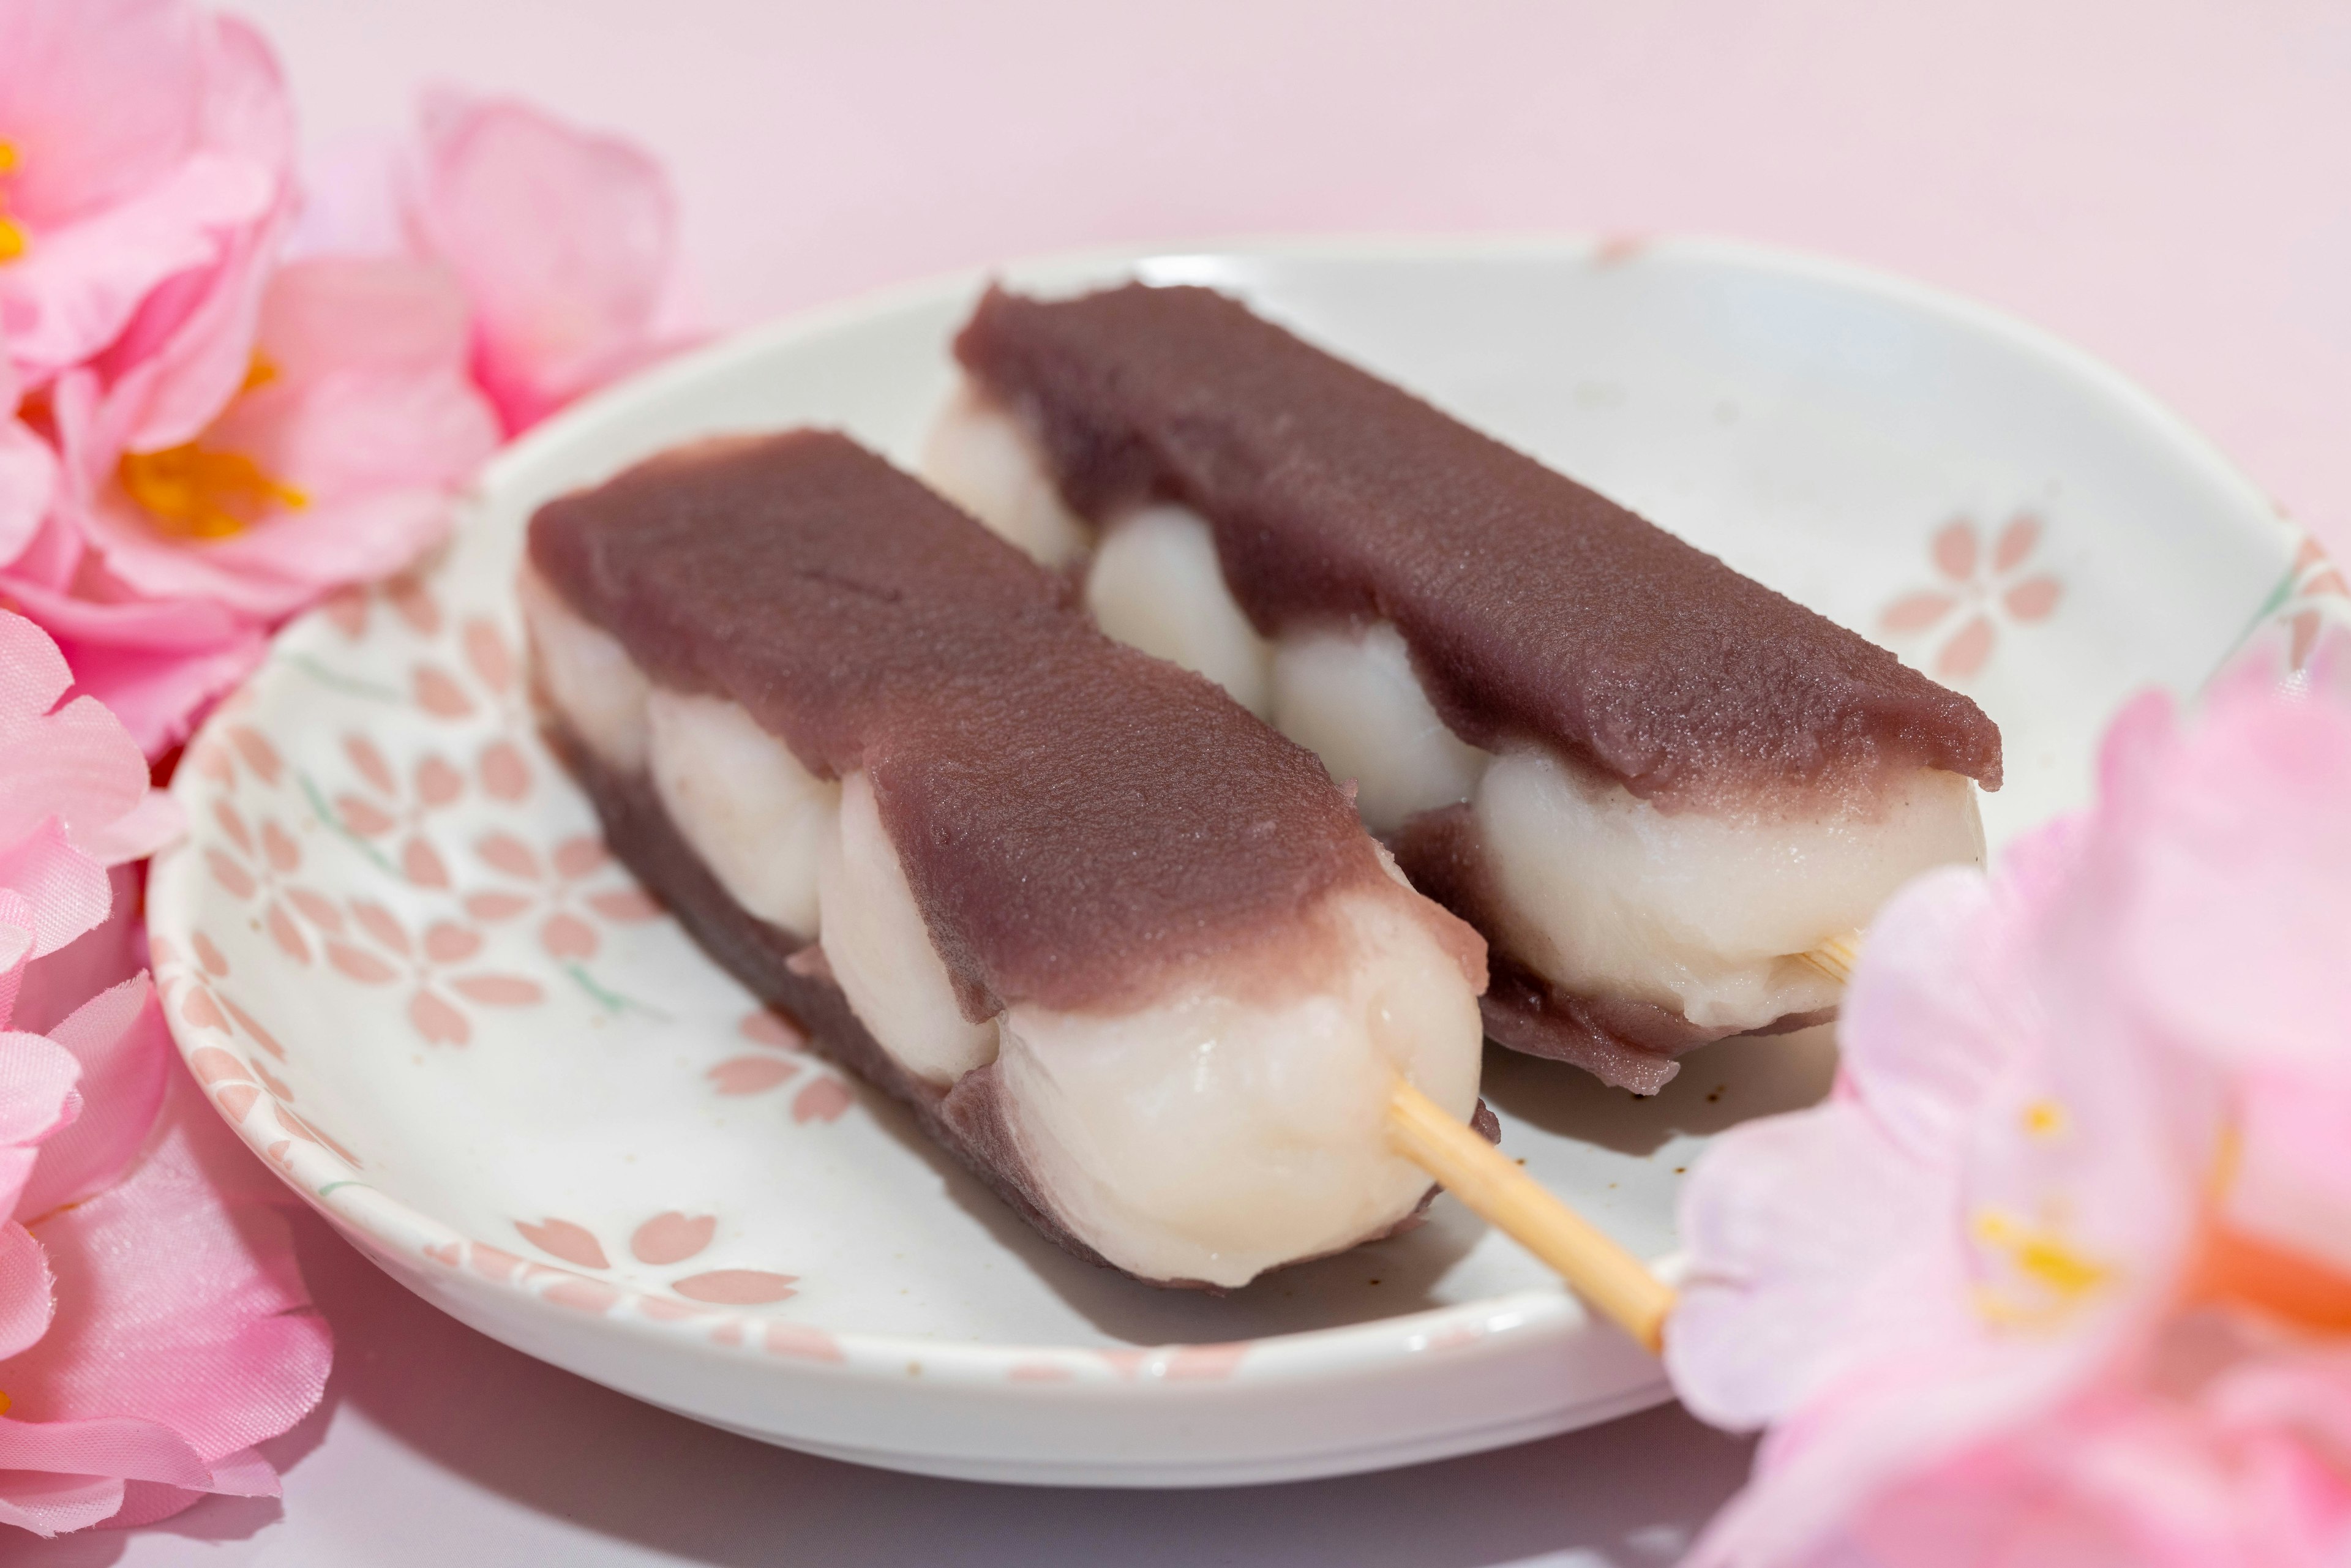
[954,283,2003,801]
[528,430,1390,1015]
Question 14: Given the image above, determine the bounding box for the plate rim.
[148,230,2297,1403]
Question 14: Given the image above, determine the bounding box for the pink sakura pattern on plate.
[321,897,545,1046]
[1879,513,2063,680]
[462,829,668,1017]
[201,797,343,966]
[149,932,290,1070]
[151,934,365,1168]
[2279,533,2350,669]
[506,1211,802,1309]
[465,830,661,962]
[332,735,466,888]
[705,1007,858,1123]
[183,715,285,800]
[331,583,540,803]
[444,613,539,801]
[403,596,523,727]
[322,572,443,644]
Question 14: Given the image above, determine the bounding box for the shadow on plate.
[1478,1024,1840,1158]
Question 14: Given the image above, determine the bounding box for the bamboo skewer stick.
[1386,1079,1676,1353]
[1383,929,1867,1356]
[1799,929,1865,986]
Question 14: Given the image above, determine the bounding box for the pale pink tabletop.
[31,3,2346,1562]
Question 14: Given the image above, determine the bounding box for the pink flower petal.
[0,1220,54,1362]
[0,418,58,566]
[0,821,113,959]
[0,1471,126,1539]
[0,576,268,759]
[2101,678,2351,1084]
[71,789,183,866]
[0,615,154,853]
[252,255,472,386]
[408,91,683,432]
[0,153,276,389]
[0,1031,81,1151]
[81,16,296,452]
[0,0,205,221]
[13,974,169,1220]
[7,1070,329,1471]
[0,1415,212,1490]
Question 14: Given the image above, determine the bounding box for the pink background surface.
[247,0,2351,560]
[26,4,2344,1561]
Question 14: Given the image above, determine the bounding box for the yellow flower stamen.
[241,353,280,393]
[1970,1207,2116,1330]
[119,443,308,541]
[0,140,26,263]
[0,1389,12,1416]
[2021,1099,2068,1139]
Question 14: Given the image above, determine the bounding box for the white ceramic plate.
[146,238,2332,1488]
